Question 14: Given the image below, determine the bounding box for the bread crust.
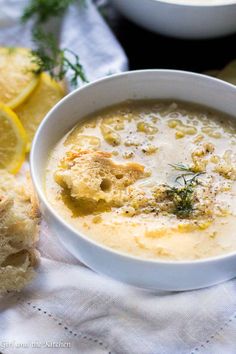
[55,150,146,205]
[0,170,40,293]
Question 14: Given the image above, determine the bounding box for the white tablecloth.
[0,1,236,353]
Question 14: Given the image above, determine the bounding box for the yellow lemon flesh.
[0,47,39,109]
[15,73,65,149]
[0,104,27,174]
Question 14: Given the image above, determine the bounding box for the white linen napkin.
[0,1,236,354]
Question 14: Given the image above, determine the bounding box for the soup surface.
[46,100,236,260]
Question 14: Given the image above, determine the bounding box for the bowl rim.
[147,0,236,8]
[30,69,236,266]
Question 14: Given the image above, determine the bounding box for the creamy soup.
[46,100,236,261]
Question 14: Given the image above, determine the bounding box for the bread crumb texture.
[55,150,146,206]
[0,171,40,293]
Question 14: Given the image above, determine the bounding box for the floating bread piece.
[55,150,145,204]
[0,171,40,293]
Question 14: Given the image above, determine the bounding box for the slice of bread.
[0,171,40,293]
[55,150,145,205]
[0,249,39,293]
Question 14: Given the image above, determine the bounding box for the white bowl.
[111,0,236,39]
[31,70,236,291]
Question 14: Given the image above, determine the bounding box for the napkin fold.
[0,1,236,354]
[0,0,127,80]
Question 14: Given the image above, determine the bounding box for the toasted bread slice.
[0,171,40,293]
[55,150,145,204]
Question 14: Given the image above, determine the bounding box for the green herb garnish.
[166,163,205,218]
[22,0,85,23]
[22,0,87,87]
[166,183,195,218]
[30,29,88,87]
[169,163,194,173]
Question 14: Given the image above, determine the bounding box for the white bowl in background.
[111,0,236,39]
[31,70,236,291]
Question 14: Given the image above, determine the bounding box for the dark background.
[102,2,236,73]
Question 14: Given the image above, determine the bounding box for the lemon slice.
[0,47,39,109]
[0,104,27,174]
[15,73,65,149]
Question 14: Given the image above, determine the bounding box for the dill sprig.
[166,163,205,218]
[175,172,204,186]
[22,0,85,23]
[166,183,195,219]
[169,163,194,173]
[21,0,88,87]
[31,29,88,87]
[169,163,204,184]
